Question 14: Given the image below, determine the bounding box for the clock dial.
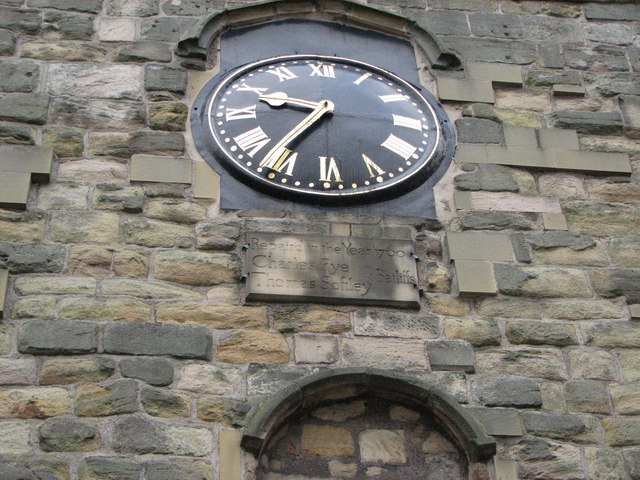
[196,55,450,203]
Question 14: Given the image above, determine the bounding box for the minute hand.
[259,99,335,169]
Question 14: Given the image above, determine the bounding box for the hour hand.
[259,92,321,109]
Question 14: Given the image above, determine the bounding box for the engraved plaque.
[244,232,420,308]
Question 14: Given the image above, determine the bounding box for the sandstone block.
[619,351,640,382]
[342,337,426,369]
[585,447,627,480]
[59,296,150,322]
[542,299,624,320]
[79,457,141,480]
[294,334,338,364]
[564,201,640,237]
[112,247,150,278]
[147,200,206,224]
[565,380,610,414]
[21,41,107,62]
[0,358,38,385]
[41,357,115,385]
[495,264,591,298]
[123,218,192,248]
[354,310,438,339]
[12,296,56,319]
[156,302,266,329]
[0,210,44,243]
[509,437,583,480]
[444,317,501,346]
[602,417,640,446]
[102,279,199,300]
[112,41,172,62]
[145,65,187,92]
[302,424,355,457]
[142,388,191,418]
[57,158,127,183]
[50,211,119,244]
[218,331,290,364]
[360,429,406,464]
[610,238,640,268]
[97,17,135,41]
[154,251,239,286]
[0,93,49,125]
[68,245,114,277]
[473,375,541,407]
[581,321,640,348]
[477,298,541,318]
[476,348,567,381]
[568,349,617,381]
[273,305,351,334]
[0,387,69,418]
[15,276,96,295]
[176,364,244,396]
[0,420,31,454]
[42,127,84,157]
[610,383,640,415]
[149,102,188,131]
[427,339,475,373]
[145,460,214,480]
[49,63,142,100]
[506,321,577,346]
[195,219,241,250]
[92,184,144,212]
[51,98,145,130]
[312,400,366,422]
[196,396,250,427]
[76,380,138,416]
[0,244,65,274]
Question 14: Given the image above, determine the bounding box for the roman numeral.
[267,66,298,82]
[381,134,416,160]
[319,156,342,183]
[225,105,257,121]
[379,94,407,103]
[392,114,422,131]
[237,83,268,95]
[261,148,298,176]
[309,64,335,78]
[353,72,372,85]
[362,154,385,178]
[233,127,271,157]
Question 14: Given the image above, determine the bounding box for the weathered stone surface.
[610,383,640,415]
[427,339,475,372]
[469,12,522,38]
[526,70,582,87]
[102,279,199,300]
[0,29,17,56]
[496,90,552,112]
[342,337,426,369]
[566,380,610,414]
[154,251,238,286]
[584,23,637,46]
[145,65,187,92]
[506,321,578,346]
[57,158,128,183]
[0,387,69,418]
[28,0,102,13]
[294,334,338,364]
[359,429,406,464]
[218,331,290,364]
[15,276,95,295]
[37,182,88,210]
[50,211,119,244]
[120,358,173,386]
[312,400,366,422]
[42,126,84,157]
[195,219,241,251]
[144,183,187,198]
[112,247,150,278]
[145,460,214,480]
[440,36,537,64]
[458,211,537,230]
[51,98,146,129]
[142,388,191,418]
[455,118,504,144]
[103,322,212,359]
[302,424,355,457]
[149,102,188,131]
[495,264,591,298]
[39,417,99,451]
[107,0,158,16]
[0,421,31,454]
[43,11,94,40]
[67,245,113,277]
[176,364,244,396]
[624,448,640,480]
[147,200,206,224]
[424,261,452,293]
[524,412,599,444]
[550,110,624,135]
[0,358,37,385]
[0,59,40,92]
[444,318,501,346]
[568,349,617,381]
[542,299,624,320]
[79,457,141,480]
[197,396,250,426]
[476,348,567,381]
[591,269,640,301]
[59,296,150,322]
[273,305,351,334]
[586,178,640,206]
[428,296,471,316]
[140,17,198,42]
[41,357,115,385]
[0,210,45,243]
[585,447,627,480]
[0,325,9,355]
[454,164,519,193]
[473,375,542,407]
[0,121,36,144]
[18,320,97,355]
[161,0,224,15]
[0,93,50,125]
[413,9,469,36]
[0,8,41,34]
[509,437,584,480]
[124,218,192,248]
[12,296,56,319]
[477,298,541,318]
[0,244,65,274]
[354,310,438,339]
[112,42,172,62]
[581,321,640,348]
[76,380,138,416]
[89,131,184,157]
[602,417,640,446]
[112,416,212,456]
[92,184,144,212]
[157,303,268,330]
[22,41,107,61]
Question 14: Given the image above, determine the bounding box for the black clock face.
[194,55,450,204]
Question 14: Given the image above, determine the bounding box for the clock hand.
[259,99,335,169]
[259,92,321,109]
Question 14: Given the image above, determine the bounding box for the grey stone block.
[0,8,41,34]
[0,144,54,181]
[145,65,188,93]
[0,171,30,208]
[428,339,475,373]
[539,44,564,68]
[525,69,582,86]
[103,322,212,359]
[511,233,532,263]
[0,29,16,55]
[469,12,523,39]
[161,0,226,16]
[39,417,99,452]
[27,0,103,13]
[107,0,158,16]
[585,3,640,21]
[0,244,65,273]
[458,211,537,231]
[440,36,537,64]
[522,16,583,43]
[18,320,98,354]
[80,457,141,480]
[455,118,504,143]
[566,380,610,414]
[112,42,173,63]
[454,164,518,192]
[141,17,198,42]
[146,461,214,480]
[564,45,630,72]
[120,357,174,386]
[549,110,624,135]
[473,375,542,407]
[50,97,146,130]
[468,408,523,436]
[412,9,470,36]
[525,231,595,250]
[523,412,598,443]
[584,23,637,46]
[623,448,640,480]
[43,11,94,40]
[112,416,169,454]
[0,93,50,125]
[506,321,578,347]
[437,78,494,103]
[0,59,40,93]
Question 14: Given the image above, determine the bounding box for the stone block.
[610,383,640,415]
[88,131,184,157]
[477,298,541,318]
[59,296,150,323]
[102,279,198,300]
[524,412,599,444]
[103,322,212,359]
[360,429,406,463]
[581,321,640,348]
[193,161,219,199]
[18,320,97,355]
[0,243,66,274]
[146,200,205,224]
[39,417,99,452]
[145,65,187,92]
[123,218,192,248]
[590,269,640,302]
[476,348,567,381]
[157,303,266,329]
[153,251,239,286]
[631,305,640,320]
[0,420,31,454]
[196,396,250,426]
[218,330,289,364]
[586,178,640,206]
[107,0,159,16]
[0,8,41,34]
[455,118,504,143]
[148,102,188,131]
[142,388,191,418]
[112,42,172,63]
[550,110,624,136]
[458,211,537,231]
[473,375,542,407]
[131,154,191,183]
[493,457,518,480]
[41,357,115,385]
[585,447,627,480]
[112,247,150,278]
[602,417,640,446]
[92,184,144,212]
[43,11,94,40]
[67,245,113,277]
[553,84,586,96]
[76,380,138,416]
[196,219,241,251]
[294,334,338,364]
[454,164,519,192]
[455,190,561,213]
[79,457,141,480]
[543,299,624,320]
[0,92,49,125]
[466,62,522,85]
[0,268,6,317]
[146,460,214,480]
[444,317,501,346]
[140,17,198,42]
[437,78,494,103]
[440,36,537,64]
[0,386,69,418]
[21,41,107,62]
[494,264,591,298]
[27,0,102,13]
[353,310,438,339]
[50,211,119,244]
[454,260,497,295]
[0,144,53,181]
[542,213,568,231]
[565,201,639,237]
[15,276,96,296]
[447,232,514,261]
[468,408,523,436]
[526,70,582,87]
[565,380,610,414]
[569,349,616,381]
[273,305,351,334]
[13,296,56,319]
[97,17,136,41]
[0,59,40,92]
[176,364,244,396]
[120,358,173,386]
[38,182,89,210]
[469,13,523,39]
[585,3,640,21]
[624,448,640,480]
[342,337,426,369]
[428,339,474,372]
[506,321,577,346]
[412,10,470,36]
[51,98,146,130]
[302,424,355,457]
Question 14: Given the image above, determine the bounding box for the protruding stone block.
[467,62,523,85]
[437,78,495,103]
[0,171,31,207]
[130,154,191,183]
[428,339,475,373]
[469,408,523,436]
[447,232,514,261]
[454,260,498,295]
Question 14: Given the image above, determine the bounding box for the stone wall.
[0,1,639,480]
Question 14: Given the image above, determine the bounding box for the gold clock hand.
[259,99,335,169]
[259,92,320,109]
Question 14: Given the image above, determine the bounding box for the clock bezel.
[192,54,452,205]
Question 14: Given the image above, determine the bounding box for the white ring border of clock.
[204,54,444,197]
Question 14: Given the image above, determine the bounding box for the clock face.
[194,54,451,204]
